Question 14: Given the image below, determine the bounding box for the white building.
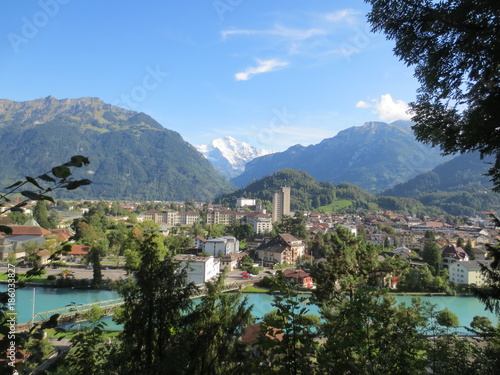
[204,236,239,257]
[449,260,492,285]
[244,213,273,234]
[237,197,256,207]
[174,254,220,285]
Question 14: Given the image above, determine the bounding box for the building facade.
[255,233,306,265]
[272,187,291,223]
[204,236,239,257]
[449,260,492,285]
[174,254,220,285]
[244,213,273,234]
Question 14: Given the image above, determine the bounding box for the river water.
[2,286,498,331]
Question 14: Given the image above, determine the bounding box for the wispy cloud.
[222,25,325,41]
[355,94,413,122]
[235,59,289,81]
[323,9,361,24]
[222,9,372,61]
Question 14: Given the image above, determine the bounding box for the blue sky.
[0,0,418,151]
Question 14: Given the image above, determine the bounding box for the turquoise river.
[2,286,498,331]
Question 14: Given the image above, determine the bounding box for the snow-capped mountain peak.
[196,137,274,179]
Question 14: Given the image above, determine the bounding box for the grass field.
[0,272,54,284]
[317,200,352,212]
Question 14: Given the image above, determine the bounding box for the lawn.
[0,272,54,284]
[241,285,268,293]
[317,200,352,212]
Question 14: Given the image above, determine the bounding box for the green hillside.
[0,96,234,201]
[217,169,443,216]
[383,153,500,216]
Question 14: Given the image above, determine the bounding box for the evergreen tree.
[33,201,54,229]
[252,273,319,374]
[114,225,197,374]
[182,273,254,374]
[465,239,475,260]
[422,241,442,276]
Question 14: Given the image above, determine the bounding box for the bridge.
[26,282,243,326]
[28,298,124,326]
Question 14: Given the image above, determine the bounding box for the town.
[0,185,495,292]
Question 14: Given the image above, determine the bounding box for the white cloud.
[355,94,413,122]
[355,100,371,109]
[235,59,289,81]
[222,25,325,41]
[323,9,360,24]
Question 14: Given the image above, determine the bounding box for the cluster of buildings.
[0,218,72,263]
[141,186,292,235]
[1,185,498,289]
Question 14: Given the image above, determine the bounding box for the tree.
[252,274,319,374]
[205,224,226,239]
[7,211,28,225]
[366,0,500,190]
[465,238,475,260]
[422,241,442,276]
[33,200,55,229]
[164,234,193,254]
[424,230,436,240]
[273,212,307,240]
[181,273,254,374]
[87,239,109,288]
[318,292,428,374]
[310,226,382,302]
[114,225,197,374]
[23,240,43,268]
[0,155,91,375]
[436,308,460,329]
[231,221,254,241]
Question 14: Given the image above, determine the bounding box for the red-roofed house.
[68,245,90,260]
[2,225,51,236]
[282,268,313,288]
[241,322,284,344]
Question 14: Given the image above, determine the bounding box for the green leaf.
[4,181,23,189]
[52,165,71,179]
[64,155,90,168]
[0,225,12,234]
[65,179,92,190]
[21,191,41,200]
[39,195,55,203]
[38,174,56,183]
[26,176,43,189]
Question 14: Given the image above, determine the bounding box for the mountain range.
[231,121,453,193]
[0,96,233,201]
[0,96,495,212]
[196,137,273,179]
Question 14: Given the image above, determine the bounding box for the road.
[42,266,128,281]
